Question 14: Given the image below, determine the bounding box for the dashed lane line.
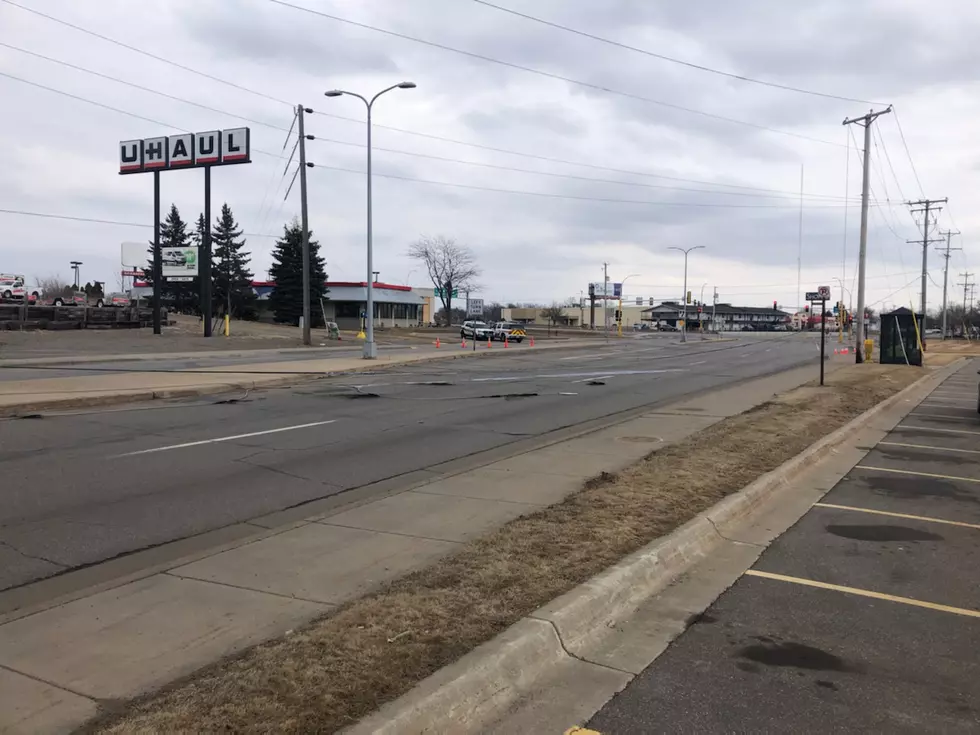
[813,503,980,530]
[114,419,339,457]
[744,570,980,618]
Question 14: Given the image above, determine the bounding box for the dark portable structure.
[879,307,923,366]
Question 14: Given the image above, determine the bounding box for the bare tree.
[35,275,71,296]
[407,235,481,325]
[541,303,566,329]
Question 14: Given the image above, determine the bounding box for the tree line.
[147,204,327,327]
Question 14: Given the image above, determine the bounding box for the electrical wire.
[468,0,881,105]
[0,208,281,238]
[892,109,925,199]
[0,0,293,108]
[0,71,286,161]
[268,0,844,147]
[311,162,859,208]
[313,136,859,202]
[0,41,292,132]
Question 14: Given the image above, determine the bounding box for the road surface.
[0,333,821,593]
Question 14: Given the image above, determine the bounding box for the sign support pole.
[202,165,213,337]
[820,298,827,386]
[152,170,162,335]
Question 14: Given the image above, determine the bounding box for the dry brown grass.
[92,363,926,734]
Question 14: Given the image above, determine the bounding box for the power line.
[892,109,925,198]
[313,136,858,202]
[0,207,281,238]
[0,0,293,108]
[0,70,286,160]
[311,162,860,208]
[468,0,880,105]
[0,41,292,132]
[268,0,843,147]
[312,111,844,199]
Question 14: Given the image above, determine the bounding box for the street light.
[667,246,705,343]
[325,81,416,358]
[617,273,640,336]
[70,261,82,289]
[699,282,708,334]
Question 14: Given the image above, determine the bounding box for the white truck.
[491,321,527,343]
[0,274,27,300]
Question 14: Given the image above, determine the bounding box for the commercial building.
[644,302,789,331]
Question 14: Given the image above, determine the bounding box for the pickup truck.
[0,274,26,300]
[491,321,526,343]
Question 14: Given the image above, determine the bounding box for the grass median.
[92,362,928,733]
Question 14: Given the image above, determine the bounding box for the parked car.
[460,320,493,340]
[491,321,526,343]
[657,323,679,332]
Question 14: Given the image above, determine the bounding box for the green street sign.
[434,288,459,297]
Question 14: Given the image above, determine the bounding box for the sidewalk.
[0,338,583,415]
[0,364,825,733]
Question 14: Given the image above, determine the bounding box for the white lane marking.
[689,360,707,366]
[558,353,615,362]
[572,374,613,383]
[897,424,980,436]
[878,441,980,456]
[116,420,338,457]
[470,376,523,382]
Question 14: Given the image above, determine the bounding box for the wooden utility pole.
[842,106,891,363]
[937,230,961,339]
[906,197,947,337]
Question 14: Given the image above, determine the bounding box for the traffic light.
[697,305,702,314]
[804,304,809,313]
[614,310,622,322]
[773,300,778,310]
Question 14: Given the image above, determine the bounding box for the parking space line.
[744,570,980,618]
[910,413,978,422]
[897,424,980,436]
[878,441,980,456]
[855,465,980,484]
[814,503,980,530]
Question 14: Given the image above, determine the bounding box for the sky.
[1,0,978,313]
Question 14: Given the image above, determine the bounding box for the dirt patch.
[91,363,926,734]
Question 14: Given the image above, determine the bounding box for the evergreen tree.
[211,203,257,320]
[146,204,196,313]
[268,219,328,327]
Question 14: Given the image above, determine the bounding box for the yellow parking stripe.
[813,502,980,530]
[744,570,980,618]
[878,441,980,455]
[856,465,980,484]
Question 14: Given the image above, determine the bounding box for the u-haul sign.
[119,128,250,174]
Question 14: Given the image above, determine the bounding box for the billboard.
[162,246,198,280]
[589,282,622,298]
[119,128,250,174]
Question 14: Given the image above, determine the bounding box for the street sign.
[467,298,484,316]
[434,287,459,297]
[168,276,194,282]
[817,285,831,299]
[805,291,821,301]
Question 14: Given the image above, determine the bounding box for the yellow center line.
[744,570,980,618]
[878,441,980,455]
[856,465,980,484]
[898,424,980,436]
[813,502,980,530]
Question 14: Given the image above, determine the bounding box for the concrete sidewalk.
[0,338,585,415]
[0,363,825,733]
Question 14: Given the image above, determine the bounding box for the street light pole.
[70,261,82,289]
[617,273,640,336]
[699,282,708,334]
[667,246,704,343]
[325,82,416,359]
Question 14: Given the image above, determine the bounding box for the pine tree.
[146,204,196,313]
[211,203,257,320]
[268,219,328,327]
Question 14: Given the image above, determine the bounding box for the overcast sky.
[1,0,977,312]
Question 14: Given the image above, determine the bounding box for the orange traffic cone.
[461,338,467,348]
[504,335,509,348]
[529,336,535,347]
[486,337,492,348]
[435,338,441,348]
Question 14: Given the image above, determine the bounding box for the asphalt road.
[589,359,980,734]
[0,333,821,592]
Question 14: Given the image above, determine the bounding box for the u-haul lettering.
[118,128,250,174]
[168,134,194,167]
[119,139,144,174]
[195,131,220,165]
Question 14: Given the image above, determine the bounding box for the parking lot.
[589,359,980,733]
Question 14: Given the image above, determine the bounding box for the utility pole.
[603,262,609,333]
[712,287,718,333]
[937,230,961,339]
[296,104,313,346]
[906,197,947,338]
[843,106,891,363]
[958,273,975,326]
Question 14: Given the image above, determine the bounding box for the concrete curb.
[346,360,963,734]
